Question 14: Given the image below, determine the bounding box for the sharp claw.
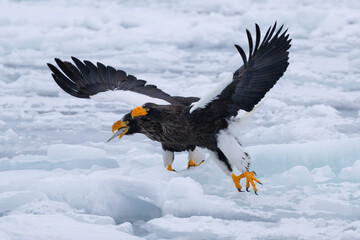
[233,171,261,193]
[188,159,205,169]
[252,171,257,176]
[167,165,176,172]
[259,182,263,185]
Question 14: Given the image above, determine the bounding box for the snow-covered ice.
[0,0,360,239]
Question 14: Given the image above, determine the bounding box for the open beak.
[106,120,129,143]
[131,106,149,118]
[112,120,128,134]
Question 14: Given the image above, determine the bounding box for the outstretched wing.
[48,57,198,105]
[190,22,291,119]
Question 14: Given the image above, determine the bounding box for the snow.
[0,214,141,240]
[339,160,360,182]
[1,0,360,239]
[144,215,345,240]
[47,144,107,160]
[311,166,336,183]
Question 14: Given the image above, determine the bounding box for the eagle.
[48,23,291,194]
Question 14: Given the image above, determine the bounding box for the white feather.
[188,147,205,164]
[90,90,169,107]
[189,72,233,113]
[217,130,251,173]
[162,150,174,167]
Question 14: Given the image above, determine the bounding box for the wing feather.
[191,23,291,120]
[246,29,253,59]
[48,57,198,105]
[253,24,261,56]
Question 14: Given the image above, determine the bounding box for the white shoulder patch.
[189,72,233,113]
[90,90,169,107]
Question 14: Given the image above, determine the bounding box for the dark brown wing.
[47,57,199,105]
[191,22,291,120]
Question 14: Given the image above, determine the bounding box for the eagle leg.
[232,171,262,194]
[187,159,205,169]
[187,147,205,169]
[167,165,175,171]
[163,150,175,171]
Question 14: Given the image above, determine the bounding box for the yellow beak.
[131,106,149,118]
[112,120,128,133]
[110,120,129,140]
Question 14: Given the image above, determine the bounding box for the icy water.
[0,0,360,239]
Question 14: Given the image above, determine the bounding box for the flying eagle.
[48,23,291,194]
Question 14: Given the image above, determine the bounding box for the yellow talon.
[232,173,243,192]
[187,159,204,169]
[232,171,261,194]
[167,165,174,171]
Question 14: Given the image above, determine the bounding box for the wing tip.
[54,57,62,65]
[71,56,80,62]
[47,62,55,71]
[234,44,247,68]
[234,21,290,68]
